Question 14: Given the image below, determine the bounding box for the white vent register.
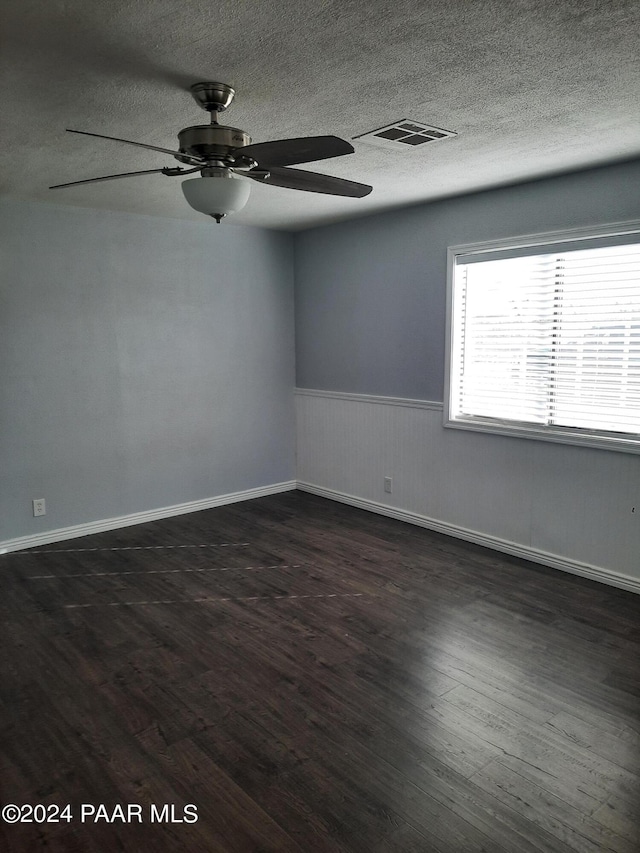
[355,119,456,150]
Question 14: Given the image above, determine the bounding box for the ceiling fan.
[50,82,373,222]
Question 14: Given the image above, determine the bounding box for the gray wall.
[294,158,640,586]
[1,199,295,541]
[294,158,640,400]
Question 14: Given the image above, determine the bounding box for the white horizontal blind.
[452,242,640,437]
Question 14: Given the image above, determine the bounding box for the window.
[445,223,640,453]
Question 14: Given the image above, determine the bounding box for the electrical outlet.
[384,476,393,494]
[32,498,46,517]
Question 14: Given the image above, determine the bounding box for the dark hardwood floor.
[1,490,639,852]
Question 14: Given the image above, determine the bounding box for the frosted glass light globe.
[182,172,251,221]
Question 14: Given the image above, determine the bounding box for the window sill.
[443,415,640,455]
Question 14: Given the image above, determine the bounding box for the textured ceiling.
[1,0,639,230]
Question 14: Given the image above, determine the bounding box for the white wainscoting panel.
[295,389,640,593]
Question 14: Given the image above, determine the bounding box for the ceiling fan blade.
[248,165,372,198]
[238,136,354,168]
[66,129,205,165]
[49,168,171,189]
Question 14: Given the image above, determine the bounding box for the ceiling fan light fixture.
[181,170,251,222]
[53,84,372,216]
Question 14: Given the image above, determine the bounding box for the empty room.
[1,0,639,851]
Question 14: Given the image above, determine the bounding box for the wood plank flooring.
[1,490,639,852]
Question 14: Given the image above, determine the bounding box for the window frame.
[444,221,640,454]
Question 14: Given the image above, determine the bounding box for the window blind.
[451,242,640,437]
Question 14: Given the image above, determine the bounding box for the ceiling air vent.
[354,119,457,151]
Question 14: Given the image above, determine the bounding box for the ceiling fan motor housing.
[176,125,251,164]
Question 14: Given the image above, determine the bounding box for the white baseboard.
[297,481,640,595]
[0,481,297,555]
[5,476,638,596]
